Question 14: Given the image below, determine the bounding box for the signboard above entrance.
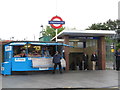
[69,36,99,40]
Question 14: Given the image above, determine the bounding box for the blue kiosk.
[1,41,68,75]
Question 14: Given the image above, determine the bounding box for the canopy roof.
[52,30,116,40]
[5,41,72,47]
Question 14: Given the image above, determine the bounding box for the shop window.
[77,42,83,48]
[5,52,11,60]
[28,45,55,57]
[69,42,74,46]
[92,40,96,46]
[13,44,61,57]
[13,45,26,57]
[86,40,97,47]
[28,45,42,57]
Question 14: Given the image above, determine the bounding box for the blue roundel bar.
[49,21,65,24]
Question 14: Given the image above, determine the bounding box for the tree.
[116,43,120,50]
[86,19,120,48]
[42,26,65,38]
[86,19,120,30]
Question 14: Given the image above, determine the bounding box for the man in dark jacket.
[91,52,98,70]
[82,53,89,70]
[115,49,120,71]
[52,51,62,74]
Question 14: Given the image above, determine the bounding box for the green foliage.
[105,37,113,43]
[116,43,120,50]
[86,19,120,30]
[42,26,65,38]
[86,19,120,51]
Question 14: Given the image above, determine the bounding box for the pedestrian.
[115,48,120,71]
[52,51,62,74]
[82,52,89,70]
[91,51,98,70]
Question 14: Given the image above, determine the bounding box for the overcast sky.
[0,0,119,41]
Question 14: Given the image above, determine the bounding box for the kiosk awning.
[8,42,73,47]
[28,42,63,45]
[9,42,27,46]
[28,42,73,47]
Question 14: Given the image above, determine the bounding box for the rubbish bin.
[1,62,11,75]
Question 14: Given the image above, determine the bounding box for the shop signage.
[32,58,66,68]
[69,37,99,40]
[32,58,53,68]
[48,16,65,29]
[5,46,12,51]
[15,58,26,62]
[39,67,48,70]
[1,67,4,71]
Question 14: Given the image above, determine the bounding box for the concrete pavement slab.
[0,75,2,90]
[1,70,119,89]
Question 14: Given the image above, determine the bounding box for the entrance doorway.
[69,52,83,70]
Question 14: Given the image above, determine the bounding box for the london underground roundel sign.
[49,16,65,29]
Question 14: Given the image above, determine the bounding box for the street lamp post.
[40,25,43,38]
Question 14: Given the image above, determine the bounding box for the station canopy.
[52,30,116,40]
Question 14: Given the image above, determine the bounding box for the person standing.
[82,53,89,70]
[41,47,51,57]
[91,52,98,70]
[115,49,120,71]
[52,51,62,74]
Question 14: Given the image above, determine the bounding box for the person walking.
[91,52,98,70]
[82,53,89,70]
[52,51,62,74]
[115,48,120,71]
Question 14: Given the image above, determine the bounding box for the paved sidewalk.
[1,70,119,89]
[0,75,2,90]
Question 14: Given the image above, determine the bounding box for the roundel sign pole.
[49,16,65,42]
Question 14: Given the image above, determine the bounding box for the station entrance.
[55,30,116,71]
